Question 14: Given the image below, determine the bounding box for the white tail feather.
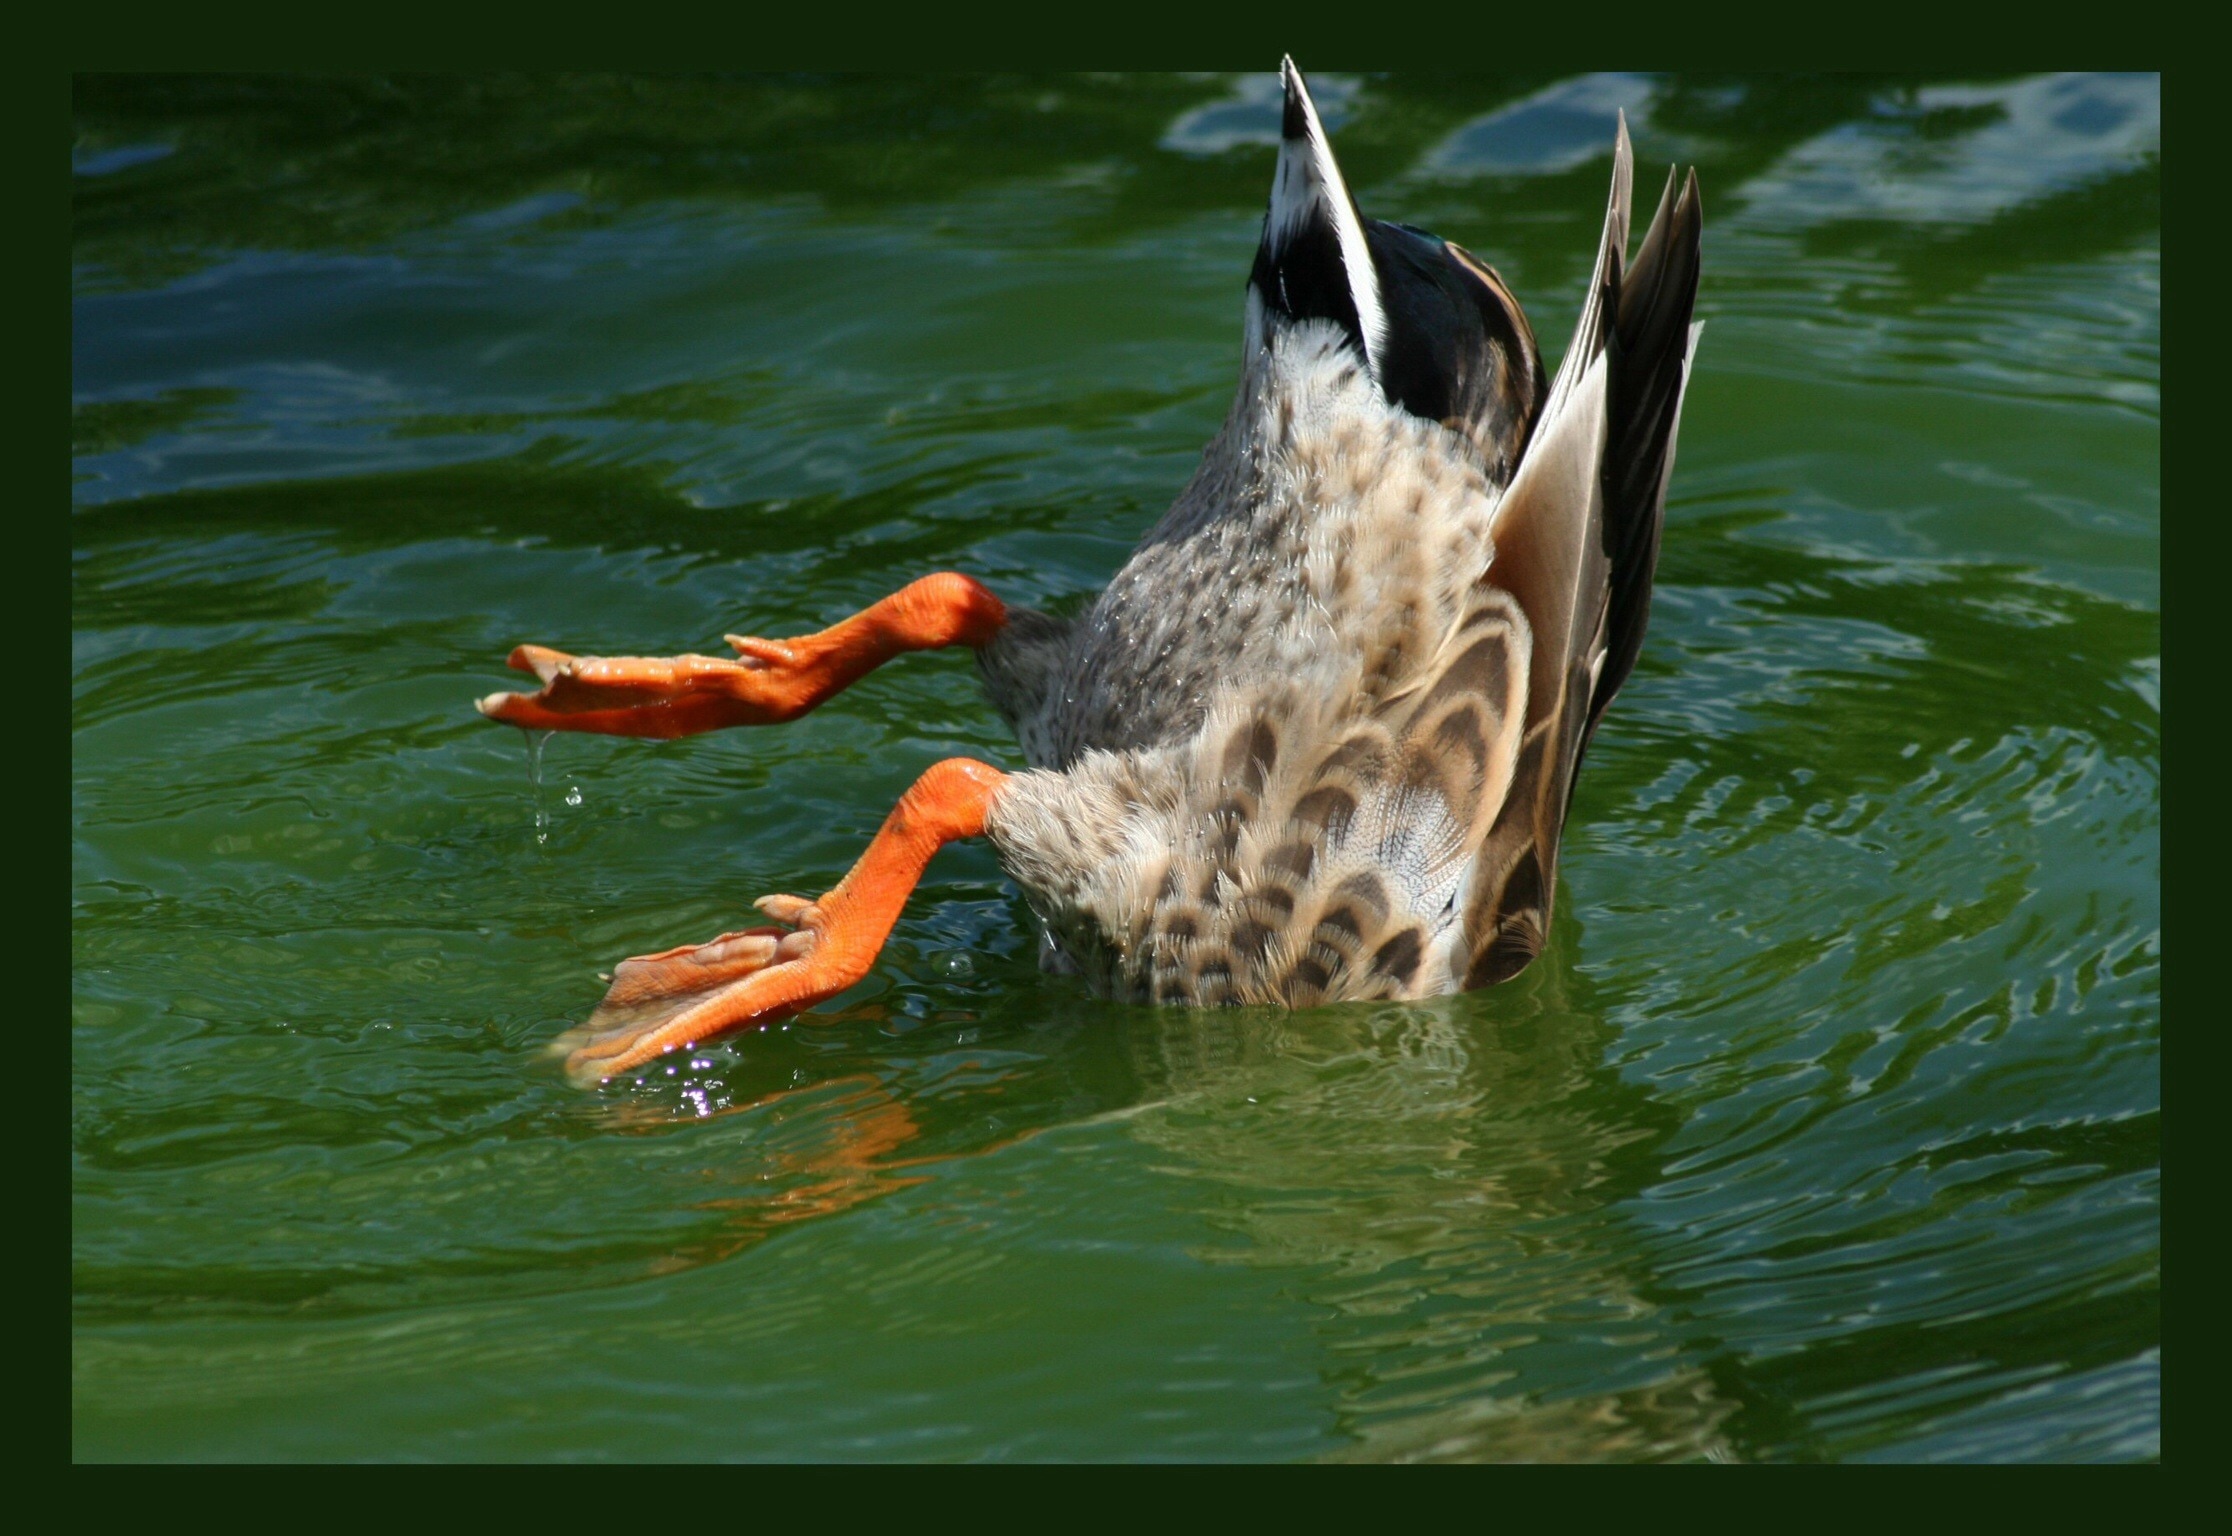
[1267,57,1387,379]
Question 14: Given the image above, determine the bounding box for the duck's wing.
[1593,161,1705,752]
[1450,120,1704,989]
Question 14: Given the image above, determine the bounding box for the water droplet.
[525,731,554,843]
[564,785,583,808]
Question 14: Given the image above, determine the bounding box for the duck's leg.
[549,758,1007,1086]
[476,572,1007,737]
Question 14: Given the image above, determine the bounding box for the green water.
[71,74,2159,1462]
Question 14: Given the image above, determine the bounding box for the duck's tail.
[1249,59,1548,484]
[1247,58,1388,375]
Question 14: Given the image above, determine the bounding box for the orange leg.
[476,572,1007,738]
[548,758,1008,1086]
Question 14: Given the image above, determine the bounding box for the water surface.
[73,73,2159,1462]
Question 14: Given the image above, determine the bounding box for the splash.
[525,729,553,844]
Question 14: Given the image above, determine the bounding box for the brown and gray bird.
[479,62,1705,1086]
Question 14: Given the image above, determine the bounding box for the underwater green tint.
[72,73,2158,1462]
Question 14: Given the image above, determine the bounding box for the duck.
[478,62,1704,1088]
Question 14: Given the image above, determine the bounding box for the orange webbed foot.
[475,574,1008,740]
[474,639,834,738]
[546,757,1008,1090]
[548,895,847,1087]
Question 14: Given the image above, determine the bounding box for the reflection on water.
[74,74,2155,1461]
[1116,918,1735,1462]
[1423,74,1664,177]
[1735,74,2159,232]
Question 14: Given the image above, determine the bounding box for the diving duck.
[479,63,1704,1087]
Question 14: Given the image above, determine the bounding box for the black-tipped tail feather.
[1589,166,1703,743]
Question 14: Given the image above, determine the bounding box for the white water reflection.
[1421,74,1662,177]
[1735,74,2158,231]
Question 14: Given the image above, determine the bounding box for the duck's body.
[983,327,1527,1005]
[480,64,1703,1085]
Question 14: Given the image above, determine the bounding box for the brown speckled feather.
[976,67,1702,1007]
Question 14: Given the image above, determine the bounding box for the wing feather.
[1454,119,1704,990]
